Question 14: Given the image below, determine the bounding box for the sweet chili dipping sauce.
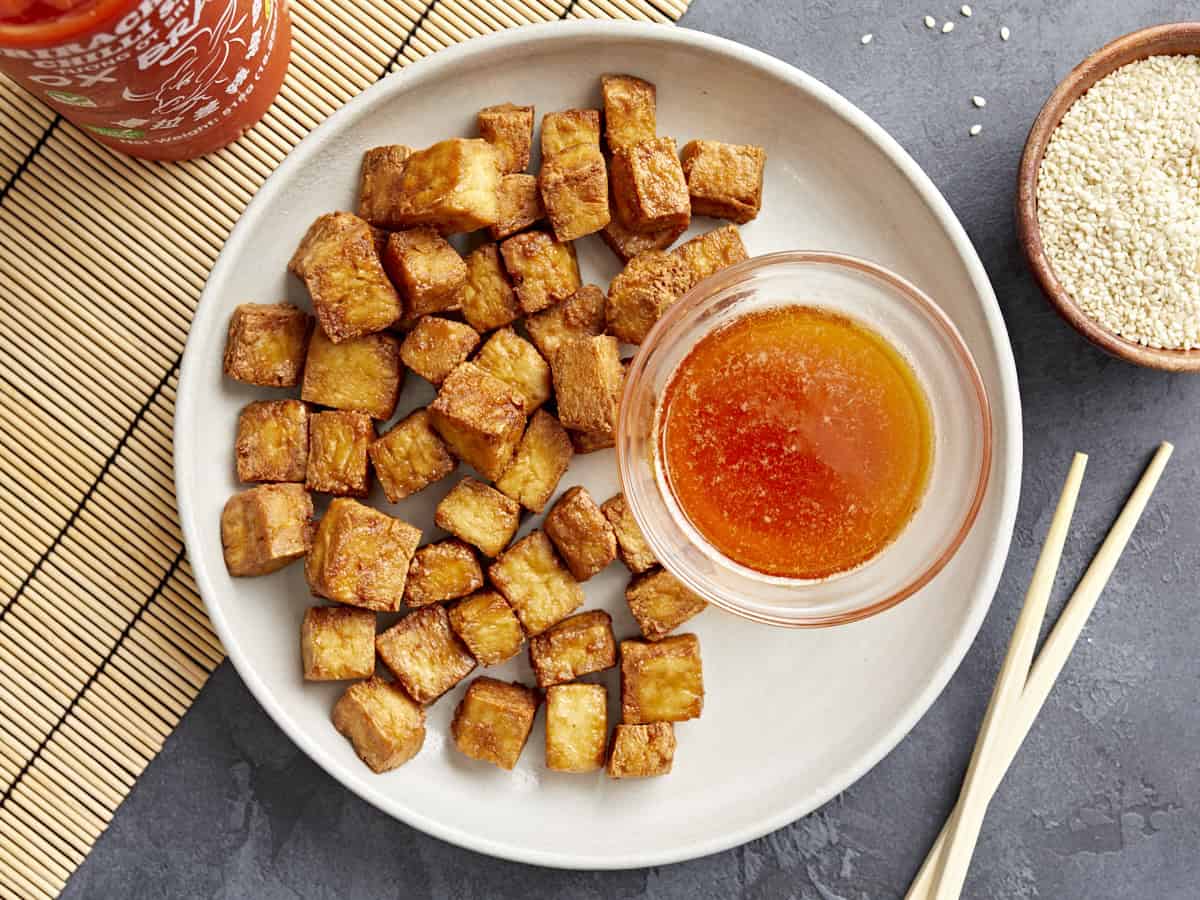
[659,305,932,580]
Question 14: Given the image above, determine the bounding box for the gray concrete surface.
[61,2,1200,897]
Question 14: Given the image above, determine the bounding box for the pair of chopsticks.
[906,441,1174,900]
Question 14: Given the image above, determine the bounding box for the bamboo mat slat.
[0,0,691,896]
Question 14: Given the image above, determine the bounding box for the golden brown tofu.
[428,362,526,481]
[357,145,413,229]
[399,316,480,386]
[606,722,675,778]
[499,230,582,315]
[221,483,313,577]
[457,243,520,333]
[540,108,601,158]
[620,634,703,723]
[301,606,376,681]
[551,335,623,434]
[494,410,573,513]
[369,409,456,502]
[235,399,308,483]
[376,606,477,704]
[332,676,426,773]
[605,249,692,345]
[404,539,484,608]
[222,303,311,387]
[601,74,656,152]
[525,284,606,359]
[434,477,521,558]
[539,142,610,242]
[473,327,551,412]
[452,678,539,770]
[625,568,707,641]
[382,227,468,318]
[477,103,534,175]
[305,498,422,612]
[610,137,691,235]
[528,610,616,688]
[544,486,616,581]
[601,493,657,574]
[305,410,372,497]
[672,224,749,291]
[301,328,403,421]
[600,213,686,264]
[680,139,766,224]
[569,428,615,454]
[395,138,501,234]
[447,590,524,666]
[289,212,403,343]
[545,683,607,773]
[490,173,545,240]
[489,531,584,636]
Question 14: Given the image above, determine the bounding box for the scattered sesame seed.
[972,95,987,107]
[1000,25,1010,40]
[861,33,873,44]
[969,124,983,136]
[924,14,936,28]
[961,4,972,16]
[942,21,955,33]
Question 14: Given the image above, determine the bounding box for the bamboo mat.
[0,0,690,895]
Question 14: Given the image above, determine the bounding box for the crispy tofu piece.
[222,303,311,387]
[376,606,476,703]
[305,498,422,612]
[544,486,616,580]
[601,74,656,152]
[626,568,707,641]
[499,230,581,315]
[394,138,501,234]
[545,683,607,773]
[672,224,749,291]
[383,227,468,317]
[458,243,520,333]
[404,539,484,608]
[494,410,573,513]
[489,531,584,635]
[428,362,526,481]
[473,327,551,412]
[451,677,539,770]
[539,143,610,242]
[528,610,616,687]
[305,410,372,497]
[301,328,402,421]
[477,103,534,175]
[601,493,657,574]
[621,634,704,723]
[525,284,605,359]
[289,213,403,343]
[399,316,480,386]
[600,213,686,264]
[551,335,623,434]
[235,399,308,483]
[301,606,376,681]
[605,249,692,345]
[358,145,413,229]
[332,676,426,773]
[540,108,601,158]
[221,483,312,577]
[490,174,544,240]
[606,722,675,778]
[680,139,766,224]
[434,477,521,558]
[569,428,615,454]
[610,137,691,235]
[448,590,524,666]
[369,409,456,502]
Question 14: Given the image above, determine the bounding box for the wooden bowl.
[1016,23,1200,372]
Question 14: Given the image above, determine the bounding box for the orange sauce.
[659,305,932,579]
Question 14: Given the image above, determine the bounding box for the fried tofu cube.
[428,362,526,481]
[540,108,601,158]
[451,677,539,770]
[222,303,311,387]
[434,477,521,558]
[601,74,656,152]
[448,590,524,666]
[539,143,610,242]
[626,568,707,641]
[499,230,581,315]
[477,103,534,174]
[332,677,426,773]
[569,428,615,454]
[305,410,372,497]
[235,399,308,483]
[621,634,704,723]
[495,411,573,513]
[301,328,403,421]
[404,539,484,608]
[680,139,766,224]
[544,486,616,581]
[600,214,686,264]
[525,284,605,359]
[528,610,616,687]
[305,498,421,612]
[289,212,403,342]
[490,173,544,240]
[672,224,749,291]
[221,483,313,577]
[400,316,480,386]
[369,409,456,502]
[358,145,413,229]
[610,137,691,234]
[458,243,520,333]
[605,249,692,345]
[301,606,376,681]
[545,683,607,773]
[473,327,551,412]
[489,531,584,636]
[601,493,657,574]
[395,138,501,234]
[376,605,476,703]
[551,335,623,434]
[606,722,675,778]
[382,227,468,317]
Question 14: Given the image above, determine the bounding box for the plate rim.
[174,19,1023,870]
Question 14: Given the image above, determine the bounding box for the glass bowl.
[616,251,992,628]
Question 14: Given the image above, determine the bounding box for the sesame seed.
[1000,25,1010,40]
[972,95,987,108]
[961,4,972,16]
[969,124,982,136]
[861,33,873,44]
[924,15,936,28]
[942,21,955,33]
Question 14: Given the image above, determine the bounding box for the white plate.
[176,22,1022,869]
